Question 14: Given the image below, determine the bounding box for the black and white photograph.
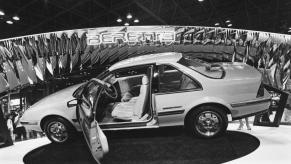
[0,0,291,164]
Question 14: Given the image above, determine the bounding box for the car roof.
[109,52,183,71]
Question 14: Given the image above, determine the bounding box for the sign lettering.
[87,31,175,45]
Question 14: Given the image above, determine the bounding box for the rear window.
[178,57,225,79]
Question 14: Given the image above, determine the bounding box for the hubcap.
[195,111,221,137]
[47,121,68,143]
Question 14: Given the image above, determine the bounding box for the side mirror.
[67,99,78,108]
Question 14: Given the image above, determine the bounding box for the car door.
[98,65,159,129]
[153,64,203,127]
[75,82,109,163]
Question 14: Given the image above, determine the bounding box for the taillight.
[256,82,264,98]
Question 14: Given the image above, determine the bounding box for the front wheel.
[44,117,76,144]
[186,106,228,138]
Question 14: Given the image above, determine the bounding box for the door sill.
[101,125,159,131]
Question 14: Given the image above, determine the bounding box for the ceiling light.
[126,13,132,19]
[6,20,13,24]
[227,24,232,27]
[124,22,129,26]
[116,18,122,23]
[225,20,231,23]
[289,27,291,30]
[134,18,139,23]
[0,10,4,16]
[214,23,220,26]
[198,0,204,2]
[12,16,20,21]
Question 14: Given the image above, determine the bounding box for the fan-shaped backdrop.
[0,26,291,94]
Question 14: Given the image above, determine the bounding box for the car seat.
[133,75,149,118]
[111,75,149,121]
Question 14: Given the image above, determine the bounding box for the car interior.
[158,64,200,92]
[93,64,199,125]
[95,67,152,124]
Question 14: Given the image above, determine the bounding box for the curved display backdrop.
[0,26,291,93]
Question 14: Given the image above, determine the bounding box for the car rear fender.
[184,96,233,121]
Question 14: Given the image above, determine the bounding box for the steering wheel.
[103,84,118,100]
[90,78,118,100]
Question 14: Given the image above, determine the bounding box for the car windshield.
[178,57,224,79]
[73,69,109,98]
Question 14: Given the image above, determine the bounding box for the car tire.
[44,117,76,144]
[185,105,228,139]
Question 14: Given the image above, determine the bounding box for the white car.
[21,52,271,149]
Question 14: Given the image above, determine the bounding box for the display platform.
[227,123,291,164]
[0,123,290,164]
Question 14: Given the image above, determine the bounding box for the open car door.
[73,82,109,163]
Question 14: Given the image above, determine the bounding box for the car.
[68,52,271,162]
[21,52,271,146]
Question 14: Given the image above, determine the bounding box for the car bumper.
[20,120,42,132]
[230,97,271,119]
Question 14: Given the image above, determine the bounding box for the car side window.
[78,82,99,121]
[157,64,200,93]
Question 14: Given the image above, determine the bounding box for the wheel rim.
[195,111,222,137]
[47,121,68,143]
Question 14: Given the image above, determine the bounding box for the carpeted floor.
[23,127,259,164]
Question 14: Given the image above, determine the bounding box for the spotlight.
[133,18,139,23]
[227,24,232,27]
[116,18,122,23]
[124,22,129,26]
[225,20,231,23]
[198,0,204,2]
[126,13,132,19]
[214,23,220,26]
[0,10,4,16]
[6,20,13,24]
[12,16,20,21]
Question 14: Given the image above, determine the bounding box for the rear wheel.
[186,105,228,138]
[44,117,76,144]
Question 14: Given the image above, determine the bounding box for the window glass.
[83,82,99,105]
[158,65,200,92]
[79,82,100,120]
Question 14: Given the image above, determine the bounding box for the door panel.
[87,120,109,162]
[77,95,108,163]
[155,91,201,127]
[155,64,203,127]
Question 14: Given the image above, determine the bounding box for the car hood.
[221,62,261,80]
[30,83,84,110]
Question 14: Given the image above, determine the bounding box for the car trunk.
[221,62,261,81]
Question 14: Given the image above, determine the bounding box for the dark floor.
[23,127,260,164]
